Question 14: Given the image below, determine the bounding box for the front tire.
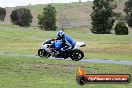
[70,49,84,61]
[38,49,50,58]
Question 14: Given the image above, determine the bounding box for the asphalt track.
[0,53,132,66]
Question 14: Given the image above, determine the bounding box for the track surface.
[0,53,132,66]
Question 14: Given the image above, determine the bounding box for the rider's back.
[64,34,75,48]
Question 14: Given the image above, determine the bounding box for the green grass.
[0,24,132,88]
[0,56,132,88]
[2,2,132,88]
[0,24,132,61]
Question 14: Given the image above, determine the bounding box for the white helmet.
[57,31,65,38]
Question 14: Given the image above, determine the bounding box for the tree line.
[0,7,6,21]
[91,0,131,35]
[0,0,132,35]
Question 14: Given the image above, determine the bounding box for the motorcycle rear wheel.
[70,49,84,61]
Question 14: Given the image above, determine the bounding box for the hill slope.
[4,1,127,28]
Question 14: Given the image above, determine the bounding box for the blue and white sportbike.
[38,39,86,61]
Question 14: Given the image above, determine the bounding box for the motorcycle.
[38,39,86,61]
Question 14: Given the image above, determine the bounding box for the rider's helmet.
[57,31,65,38]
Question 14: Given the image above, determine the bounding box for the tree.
[0,7,6,21]
[91,0,116,34]
[124,0,132,27]
[38,4,57,31]
[114,21,128,35]
[10,8,33,27]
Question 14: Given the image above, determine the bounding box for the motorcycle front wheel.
[38,49,51,58]
[70,49,84,61]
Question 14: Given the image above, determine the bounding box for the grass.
[0,24,132,88]
[2,1,132,88]
[0,56,132,88]
[0,24,132,61]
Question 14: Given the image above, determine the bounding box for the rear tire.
[70,49,84,61]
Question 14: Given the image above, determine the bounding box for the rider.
[56,31,76,51]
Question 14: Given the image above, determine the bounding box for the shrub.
[10,8,33,27]
[114,22,128,35]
